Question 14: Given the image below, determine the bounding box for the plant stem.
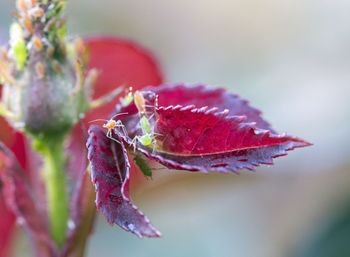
[43,138,69,249]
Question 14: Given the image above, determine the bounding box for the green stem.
[43,138,69,248]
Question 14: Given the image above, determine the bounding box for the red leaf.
[136,106,311,173]
[112,84,311,173]
[149,83,274,131]
[113,83,274,139]
[86,126,161,238]
[0,143,57,256]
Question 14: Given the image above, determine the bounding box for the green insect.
[131,116,157,150]
[130,91,159,151]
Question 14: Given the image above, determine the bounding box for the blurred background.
[1,0,350,256]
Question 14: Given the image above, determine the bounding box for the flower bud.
[1,0,93,139]
[0,1,117,140]
[2,52,79,138]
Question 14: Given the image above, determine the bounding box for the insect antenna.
[109,112,129,120]
[88,118,108,123]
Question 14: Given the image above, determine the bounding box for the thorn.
[29,7,44,18]
[11,10,22,19]
[24,16,33,34]
[74,38,86,59]
[52,60,62,73]
[60,43,67,56]
[0,58,16,85]
[59,17,67,27]
[85,68,99,89]
[75,59,84,88]
[35,62,45,79]
[44,17,57,32]
[82,45,90,68]
[47,45,54,58]
[33,36,42,51]
[73,59,86,95]
[0,47,10,63]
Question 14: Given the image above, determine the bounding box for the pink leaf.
[86,126,161,238]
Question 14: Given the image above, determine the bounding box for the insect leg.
[106,129,121,144]
[130,136,139,152]
[115,120,128,137]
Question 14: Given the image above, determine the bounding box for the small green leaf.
[10,23,27,69]
[134,154,152,177]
